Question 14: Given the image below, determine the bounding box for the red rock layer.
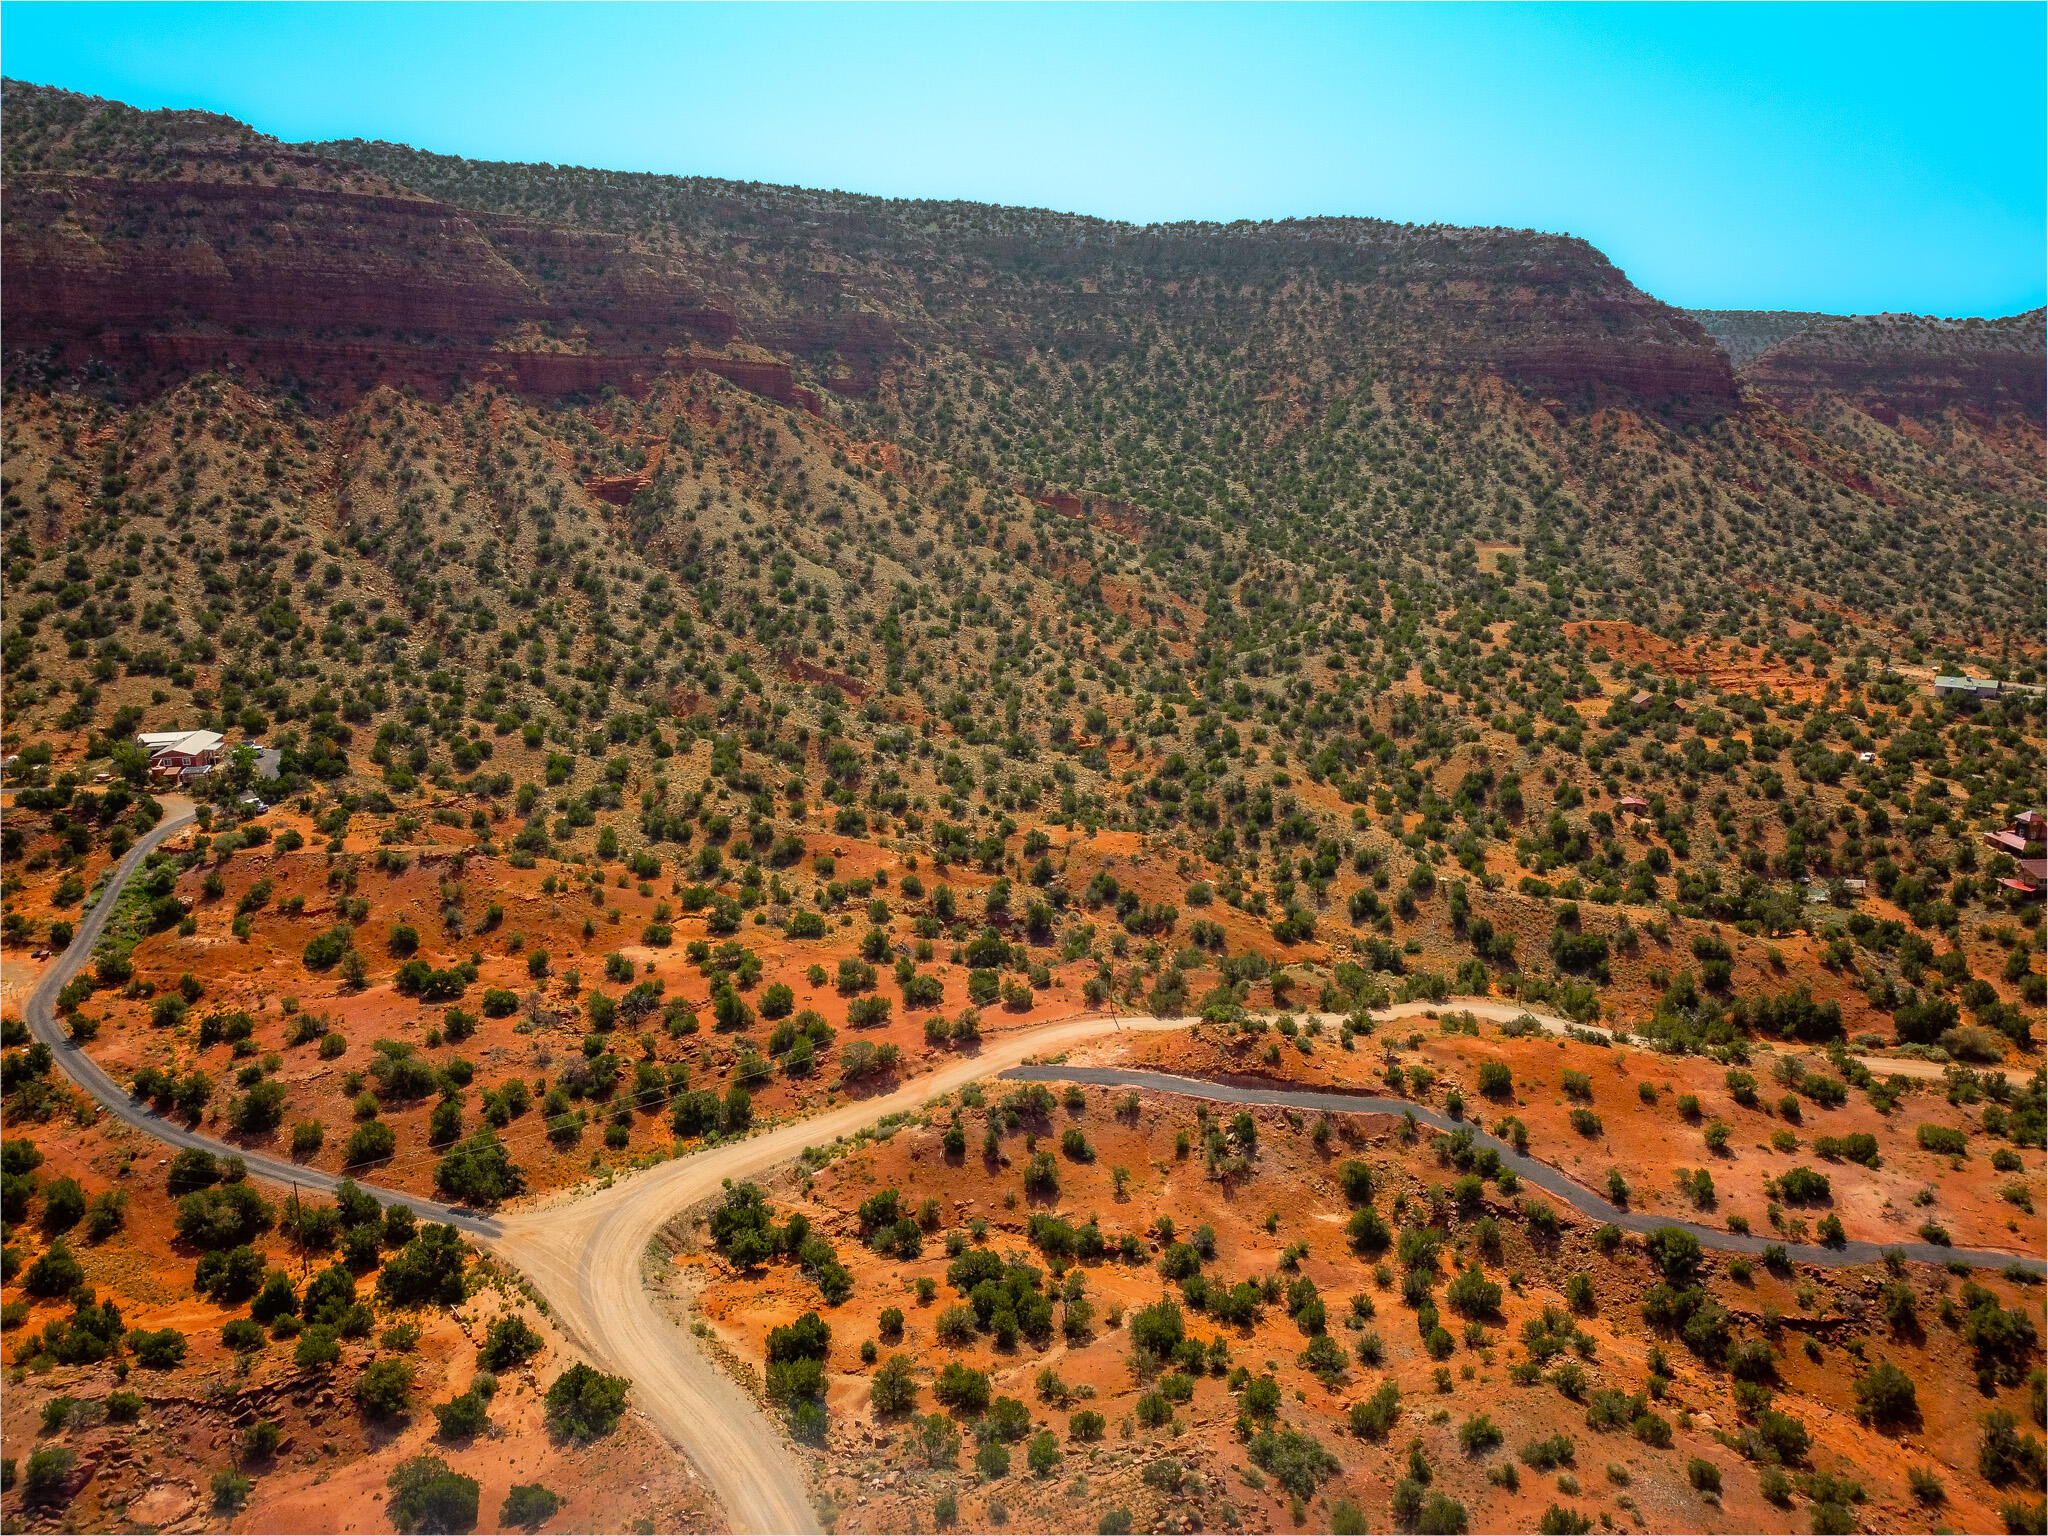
[1742,310,2047,424]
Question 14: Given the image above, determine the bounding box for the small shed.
[1628,690,1654,710]
[1986,830,2030,857]
[1618,796,1650,815]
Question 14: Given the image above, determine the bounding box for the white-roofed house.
[137,728,226,776]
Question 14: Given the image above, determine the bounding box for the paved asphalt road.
[20,801,2044,1536]
[1000,1063,2046,1275]
[19,798,499,1239]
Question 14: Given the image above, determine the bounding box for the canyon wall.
[1738,309,2047,424]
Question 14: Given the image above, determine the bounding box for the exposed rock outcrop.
[1739,308,2046,423]
[0,169,819,408]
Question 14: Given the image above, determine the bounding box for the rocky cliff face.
[1,81,1741,421]
[1736,309,2046,424]
[0,166,824,408]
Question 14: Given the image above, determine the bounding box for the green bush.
[387,1454,480,1534]
[1458,1414,1503,1453]
[1916,1124,1968,1156]
[432,1390,490,1441]
[22,1240,84,1296]
[934,1361,990,1414]
[1245,1424,1340,1499]
[127,1326,188,1369]
[871,1353,920,1414]
[22,1447,75,1506]
[1349,1380,1400,1440]
[477,1313,545,1371]
[500,1484,562,1531]
[211,1468,253,1513]
[544,1362,630,1442]
[433,1129,525,1206]
[174,1184,273,1249]
[1853,1360,1917,1424]
[1776,1166,1832,1203]
[355,1358,415,1419]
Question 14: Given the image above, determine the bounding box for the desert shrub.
[1916,1124,1968,1156]
[1521,1433,1575,1470]
[433,1391,490,1441]
[871,1353,919,1414]
[377,1225,467,1306]
[1458,1414,1503,1453]
[1854,1360,1918,1424]
[499,1484,562,1531]
[477,1314,545,1371]
[22,1447,77,1507]
[1776,1166,1832,1203]
[1338,1160,1376,1203]
[387,1454,480,1534]
[355,1358,415,1419]
[1245,1424,1340,1499]
[934,1361,991,1414]
[544,1363,630,1442]
[433,1129,525,1206]
[174,1184,272,1249]
[127,1327,188,1369]
[1980,1410,2046,1486]
[1445,1264,1502,1319]
[212,1468,253,1514]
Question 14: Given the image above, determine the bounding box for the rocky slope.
[1686,310,1838,370]
[3,80,1738,422]
[1691,306,2046,424]
[1739,309,2047,424]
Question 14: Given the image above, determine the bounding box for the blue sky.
[4,3,2042,315]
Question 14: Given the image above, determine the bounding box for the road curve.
[490,1014,1188,1535]
[22,806,2042,1532]
[999,1064,2047,1276]
[18,798,500,1239]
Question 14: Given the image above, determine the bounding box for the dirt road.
[490,1014,1187,1535]
[23,808,2040,1534]
[493,997,2042,1532]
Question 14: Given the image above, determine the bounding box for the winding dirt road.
[490,1014,1186,1534]
[19,807,2042,1534]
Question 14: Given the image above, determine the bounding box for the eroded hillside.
[1,78,2042,1536]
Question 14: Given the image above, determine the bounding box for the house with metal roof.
[1932,675,2002,700]
[136,729,225,771]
